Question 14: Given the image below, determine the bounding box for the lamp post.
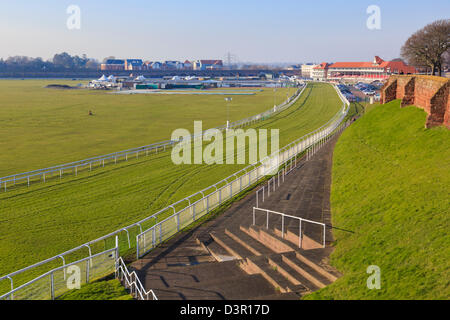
[225,97,232,130]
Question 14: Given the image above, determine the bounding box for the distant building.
[327,56,416,82]
[150,62,162,70]
[183,60,193,70]
[193,60,224,70]
[125,59,144,71]
[301,64,318,78]
[100,59,125,71]
[164,61,179,70]
[312,63,329,81]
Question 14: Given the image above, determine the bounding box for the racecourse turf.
[0,82,343,293]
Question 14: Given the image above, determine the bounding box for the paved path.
[131,133,341,300]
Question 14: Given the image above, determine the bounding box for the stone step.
[281,252,332,289]
[225,227,276,256]
[196,235,236,262]
[240,255,304,294]
[243,225,338,285]
[293,251,339,283]
[273,226,323,250]
[240,225,293,253]
[266,254,320,292]
[297,248,341,280]
[210,231,255,260]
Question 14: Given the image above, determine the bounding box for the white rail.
[115,257,157,301]
[252,207,327,248]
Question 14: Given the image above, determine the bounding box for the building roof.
[199,60,223,66]
[126,59,143,66]
[313,62,328,70]
[328,56,416,73]
[104,59,125,65]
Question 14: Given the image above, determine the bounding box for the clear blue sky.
[0,0,448,63]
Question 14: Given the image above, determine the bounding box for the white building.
[301,64,318,78]
[311,63,329,81]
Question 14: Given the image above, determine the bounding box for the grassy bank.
[306,100,450,299]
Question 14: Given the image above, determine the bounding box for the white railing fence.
[135,84,350,258]
[0,82,349,300]
[255,118,351,208]
[0,85,304,192]
[115,257,157,301]
[0,246,118,300]
[252,207,327,248]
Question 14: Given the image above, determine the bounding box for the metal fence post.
[86,259,90,283]
[50,272,55,300]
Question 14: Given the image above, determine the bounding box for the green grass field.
[0,82,342,293]
[0,80,293,176]
[58,279,132,300]
[306,100,450,300]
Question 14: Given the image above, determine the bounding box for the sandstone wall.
[380,75,450,128]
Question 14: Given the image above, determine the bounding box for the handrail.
[253,207,327,248]
[116,257,157,300]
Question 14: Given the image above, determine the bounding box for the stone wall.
[381,75,450,128]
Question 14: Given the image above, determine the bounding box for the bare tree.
[401,19,450,76]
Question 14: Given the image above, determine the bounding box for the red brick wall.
[380,75,450,128]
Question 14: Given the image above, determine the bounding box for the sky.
[0,0,448,64]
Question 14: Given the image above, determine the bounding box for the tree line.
[0,52,100,72]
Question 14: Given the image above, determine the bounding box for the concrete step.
[243,225,338,286]
[196,234,236,262]
[266,254,320,292]
[240,225,294,253]
[294,250,339,283]
[225,227,276,256]
[210,231,255,260]
[281,252,332,289]
[273,226,323,250]
[297,248,341,280]
[240,255,306,294]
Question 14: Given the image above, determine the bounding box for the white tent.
[107,75,116,81]
[135,75,146,81]
[98,74,108,81]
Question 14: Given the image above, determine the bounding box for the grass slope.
[0,83,342,291]
[0,80,292,176]
[307,100,450,300]
[57,279,133,300]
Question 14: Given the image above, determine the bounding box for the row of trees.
[401,19,450,76]
[0,52,100,72]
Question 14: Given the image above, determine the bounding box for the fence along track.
[0,86,303,192]
[0,83,348,300]
[136,84,350,258]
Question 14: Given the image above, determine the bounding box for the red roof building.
[311,62,329,81]
[327,56,416,82]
